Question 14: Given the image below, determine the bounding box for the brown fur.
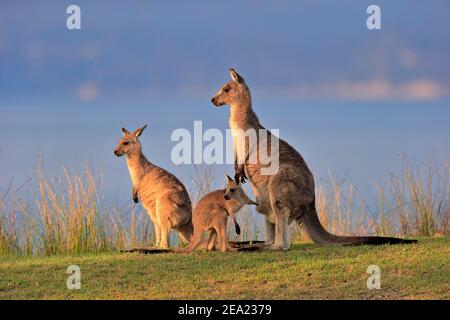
[211,68,417,250]
[114,125,193,249]
[183,174,257,253]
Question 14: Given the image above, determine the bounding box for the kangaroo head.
[223,173,257,205]
[114,125,147,157]
[211,68,251,107]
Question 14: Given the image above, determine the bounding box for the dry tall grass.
[0,155,448,255]
[0,197,20,255]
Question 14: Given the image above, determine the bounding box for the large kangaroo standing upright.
[211,68,417,250]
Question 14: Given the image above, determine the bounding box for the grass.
[2,154,448,255]
[0,237,448,300]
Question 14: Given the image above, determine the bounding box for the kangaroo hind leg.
[207,230,217,251]
[268,190,292,251]
[265,217,275,245]
[215,217,229,252]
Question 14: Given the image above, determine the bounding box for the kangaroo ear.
[133,124,148,138]
[229,68,245,85]
[122,127,130,136]
[225,173,234,183]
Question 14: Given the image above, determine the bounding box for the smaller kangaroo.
[183,174,257,253]
[114,125,193,249]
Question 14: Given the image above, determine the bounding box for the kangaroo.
[114,125,193,249]
[211,68,417,250]
[183,174,258,253]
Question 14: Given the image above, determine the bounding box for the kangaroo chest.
[229,116,271,218]
[229,119,245,163]
[229,120,260,166]
[127,163,140,188]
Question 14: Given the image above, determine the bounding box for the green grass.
[0,237,448,300]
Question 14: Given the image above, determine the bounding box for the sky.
[0,1,449,208]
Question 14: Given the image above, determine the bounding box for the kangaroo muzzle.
[211,96,225,107]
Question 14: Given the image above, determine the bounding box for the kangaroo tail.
[297,199,418,246]
[182,229,204,253]
[177,218,194,243]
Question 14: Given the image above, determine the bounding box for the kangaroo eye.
[224,87,230,93]
[123,141,130,146]
[230,188,235,193]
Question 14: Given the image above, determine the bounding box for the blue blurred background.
[0,0,449,206]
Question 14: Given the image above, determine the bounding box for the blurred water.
[1,95,448,208]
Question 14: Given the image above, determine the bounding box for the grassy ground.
[0,237,448,300]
